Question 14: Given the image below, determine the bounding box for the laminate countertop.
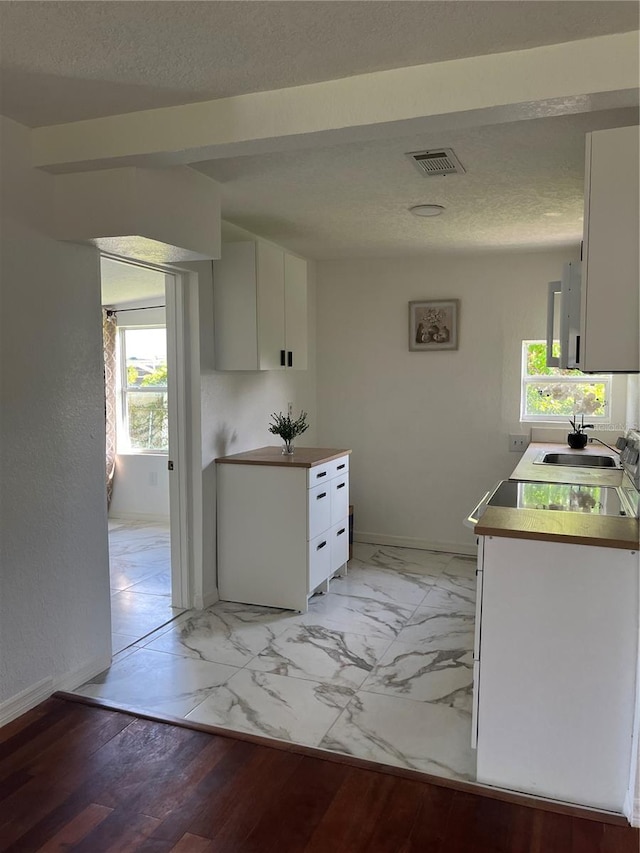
[215,446,351,468]
[509,441,625,486]
[475,442,639,550]
[475,506,639,550]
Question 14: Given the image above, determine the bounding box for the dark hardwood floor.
[0,696,637,852]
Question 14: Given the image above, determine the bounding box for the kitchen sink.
[536,452,619,468]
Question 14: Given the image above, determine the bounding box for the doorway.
[101,256,187,653]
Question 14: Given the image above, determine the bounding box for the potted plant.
[268,410,309,455]
[568,415,593,449]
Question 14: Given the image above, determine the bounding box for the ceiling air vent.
[406,148,465,177]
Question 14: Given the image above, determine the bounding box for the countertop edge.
[474,507,639,551]
[215,446,352,468]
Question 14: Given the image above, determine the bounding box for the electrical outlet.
[509,433,529,453]
[288,402,293,418]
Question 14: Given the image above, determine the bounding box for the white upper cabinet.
[580,125,639,373]
[213,240,308,371]
[284,252,308,371]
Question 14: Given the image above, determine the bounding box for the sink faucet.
[588,437,622,456]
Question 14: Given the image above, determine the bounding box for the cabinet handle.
[337,528,346,536]
[575,334,580,364]
[337,482,346,490]
[316,471,327,479]
[337,463,345,470]
[280,350,285,366]
[287,351,293,367]
[317,541,327,550]
[317,492,327,500]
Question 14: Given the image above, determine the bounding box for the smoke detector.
[406,148,465,177]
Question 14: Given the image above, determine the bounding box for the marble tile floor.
[76,542,478,783]
[107,518,184,653]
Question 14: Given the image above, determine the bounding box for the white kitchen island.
[216,446,351,612]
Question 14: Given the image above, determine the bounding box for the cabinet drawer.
[308,483,331,540]
[330,477,349,525]
[308,463,331,488]
[308,532,331,593]
[330,520,349,573]
[330,456,349,479]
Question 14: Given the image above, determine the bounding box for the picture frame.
[409,299,459,351]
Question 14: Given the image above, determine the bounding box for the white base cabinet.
[217,451,350,612]
[473,535,638,812]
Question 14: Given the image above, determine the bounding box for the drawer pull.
[337,528,346,536]
[316,471,327,479]
[337,463,345,470]
[288,351,293,368]
[316,492,327,500]
[280,349,286,366]
[336,482,346,490]
[317,541,327,550]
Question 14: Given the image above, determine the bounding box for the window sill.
[116,451,168,457]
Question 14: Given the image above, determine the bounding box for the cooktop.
[487,480,626,517]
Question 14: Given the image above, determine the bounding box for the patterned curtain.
[102,309,117,508]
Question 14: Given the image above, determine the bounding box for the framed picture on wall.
[409,299,459,351]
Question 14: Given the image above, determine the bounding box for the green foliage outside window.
[522,342,608,419]
[127,392,168,452]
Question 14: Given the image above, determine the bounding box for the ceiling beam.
[31,32,639,174]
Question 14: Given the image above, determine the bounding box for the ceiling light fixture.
[409,204,445,217]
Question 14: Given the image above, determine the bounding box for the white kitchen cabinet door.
[476,535,638,811]
[329,520,349,574]
[256,241,285,370]
[284,253,308,370]
[580,125,639,372]
[212,242,259,371]
[308,482,332,540]
[213,240,308,371]
[330,476,349,525]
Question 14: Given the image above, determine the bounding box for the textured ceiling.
[100,258,165,307]
[0,1,638,127]
[196,108,639,258]
[2,1,639,257]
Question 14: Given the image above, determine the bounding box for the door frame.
[101,253,202,612]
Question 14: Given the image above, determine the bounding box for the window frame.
[520,340,612,424]
[117,324,169,455]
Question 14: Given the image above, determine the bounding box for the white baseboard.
[0,676,54,727]
[624,788,640,827]
[353,530,476,557]
[194,589,220,610]
[55,655,112,694]
[0,654,112,728]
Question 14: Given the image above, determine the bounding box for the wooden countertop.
[474,442,638,550]
[510,442,624,486]
[475,506,639,551]
[215,446,351,468]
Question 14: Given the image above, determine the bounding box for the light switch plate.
[509,433,529,452]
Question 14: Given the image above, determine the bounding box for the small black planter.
[567,432,588,449]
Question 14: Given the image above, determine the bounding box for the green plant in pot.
[568,415,593,449]
[268,410,309,455]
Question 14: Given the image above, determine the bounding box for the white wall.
[110,455,170,519]
[315,250,583,553]
[196,258,318,603]
[0,117,112,719]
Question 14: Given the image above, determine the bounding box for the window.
[521,341,611,422]
[118,327,168,452]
